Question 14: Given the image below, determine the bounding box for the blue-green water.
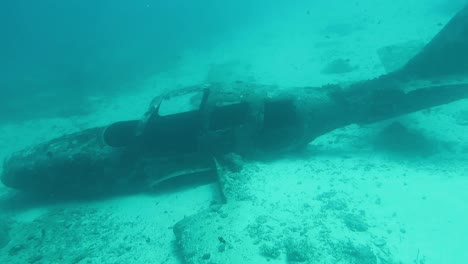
[0,0,269,121]
[0,1,467,263]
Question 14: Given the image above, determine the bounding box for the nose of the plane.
[2,150,54,194]
[0,127,125,197]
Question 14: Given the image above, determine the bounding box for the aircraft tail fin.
[394,4,468,80]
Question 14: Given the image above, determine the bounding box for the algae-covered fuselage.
[2,5,468,197]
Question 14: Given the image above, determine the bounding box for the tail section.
[348,4,468,124]
[395,4,468,80]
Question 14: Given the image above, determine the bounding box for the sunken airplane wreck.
[2,5,468,197]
